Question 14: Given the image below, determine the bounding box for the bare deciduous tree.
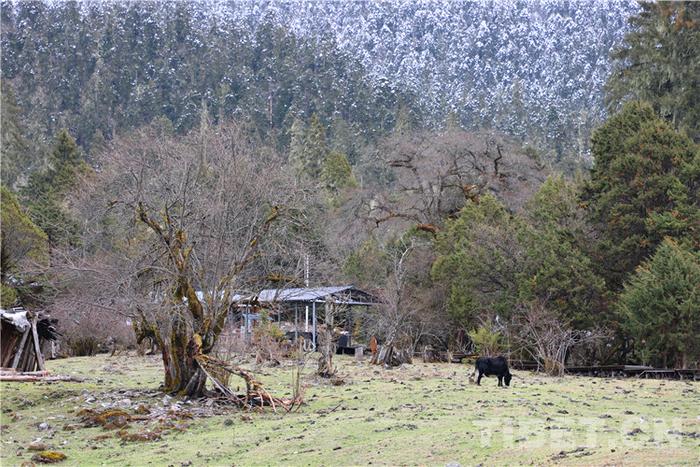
[368,237,434,366]
[55,123,309,398]
[317,297,342,377]
[360,129,546,233]
[513,299,605,376]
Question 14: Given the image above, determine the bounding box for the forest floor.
[1,353,699,466]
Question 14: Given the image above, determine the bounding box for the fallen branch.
[194,354,302,412]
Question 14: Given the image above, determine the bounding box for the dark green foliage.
[583,101,699,290]
[0,185,49,306]
[520,176,608,328]
[0,185,48,273]
[21,130,88,246]
[321,151,357,193]
[290,114,328,179]
[0,82,33,188]
[0,2,412,163]
[618,239,700,368]
[432,178,606,330]
[607,2,700,141]
[432,195,523,327]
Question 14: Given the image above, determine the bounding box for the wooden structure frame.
[1,308,58,372]
[233,286,378,349]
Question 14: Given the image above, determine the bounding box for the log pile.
[1,308,59,372]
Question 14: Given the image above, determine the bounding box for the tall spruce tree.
[289,113,329,180]
[607,1,700,141]
[618,239,700,368]
[22,129,87,246]
[321,150,357,194]
[583,101,699,290]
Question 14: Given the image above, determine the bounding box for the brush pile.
[194,354,303,412]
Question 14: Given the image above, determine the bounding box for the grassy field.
[1,353,699,466]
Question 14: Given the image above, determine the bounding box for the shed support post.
[31,313,45,371]
[305,305,309,332]
[10,329,30,369]
[312,301,317,350]
[294,304,298,341]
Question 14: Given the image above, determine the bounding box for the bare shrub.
[252,317,289,365]
[51,300,134,357]
[513,299,605,376]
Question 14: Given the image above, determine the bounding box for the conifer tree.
[304,113,328,179]
[321,150,357,193]
[0,83,31,188]
[607,1,700,141]
[582,101,699,289]
[289,114,329,180]
[0,186,49,306]
[22,130,88,246]
[618,239,700,368]
[288,116,307,177]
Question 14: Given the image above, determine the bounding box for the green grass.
[1,354,699,466]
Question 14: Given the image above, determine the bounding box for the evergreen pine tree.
[582,101,699,290]
[288,116,307,177]
[321,150,357,193]
[22,129,87,246]
[304,113,328,179]
[618,239,700,368]
[607,2,700,141]
[289,114,329,180]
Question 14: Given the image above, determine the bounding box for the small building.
[1,308,59,371]
[233,285,379,349]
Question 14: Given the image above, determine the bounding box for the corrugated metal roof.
[200,286,378,305]
[255,286,354,302]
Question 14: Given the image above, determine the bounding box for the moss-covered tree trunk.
[158,318,208,397]
[138,204,215,398]
[136,202,277,398]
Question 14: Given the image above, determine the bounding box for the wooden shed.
[1,308,59,372]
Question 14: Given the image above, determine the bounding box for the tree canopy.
[583,101,699,289]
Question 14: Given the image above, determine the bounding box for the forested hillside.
[1,0,640,185]
[0,0,415,185]
[1,0,698,378]
[233,0,640,161]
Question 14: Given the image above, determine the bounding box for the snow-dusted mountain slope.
[221,0,639,159]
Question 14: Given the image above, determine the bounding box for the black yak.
[471,356,512,387]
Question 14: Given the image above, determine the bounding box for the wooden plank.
[1,333,20,367]
[0,370,49,376]
[0,374,79,382]
[19,338,34,371]
[10,329,30,369]
[30,314,45,372]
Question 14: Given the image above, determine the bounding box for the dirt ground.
[1,353,698,465]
